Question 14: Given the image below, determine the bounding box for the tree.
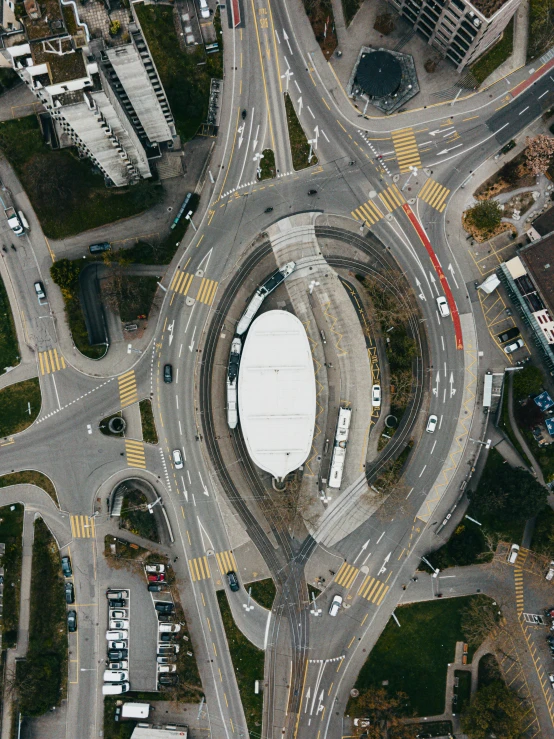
[512,364,544,401]
[461,596,504,648]
[525,134,554,175]
[465,200,503,233]
[351,688,415,738]
[461,681,526,739]
[50,258,81,290]
[468,449,548,520]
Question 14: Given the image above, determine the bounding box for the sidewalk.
[481,0,529,87]
[507,371,545,484]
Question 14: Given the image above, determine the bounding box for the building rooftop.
[238,310,316,480]
[355,50,402,98]
[31,40,87,83]
[24,0,66,41]
[519,235,554,314]
[530,205,554,239]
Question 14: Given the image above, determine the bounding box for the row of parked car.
[62,555,77,633]
[145,564,181,689]
[103,589,131,695]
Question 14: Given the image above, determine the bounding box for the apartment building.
[386,0,522,71]
[1,0,175,186]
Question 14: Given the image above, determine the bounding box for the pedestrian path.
[70,514,96,539]
[188,556,211,582]
[334,561,359,589]
[169,269,219,306]
[196,277,218,306]
[38,348,66,375]
[391,128,421,172]
[350,198,383,226]
[215,549,237,575]
[417,178,450,212]
[125,439,146,469]
[378,184,405,212]
[118,370,138,408]
[170,269,194,297]
[357,575,389,605]
[514,567,524,614]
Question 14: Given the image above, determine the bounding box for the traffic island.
[347,47,419,114]
[0,377,41,437]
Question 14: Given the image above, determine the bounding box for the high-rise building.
[1,0,175,186]
[386,0,522,71]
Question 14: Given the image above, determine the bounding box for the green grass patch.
[498,382,533,467]
[0,504,24,648]
[0,116,164,239]
[139,399,158,444]
[245,578,276,609]
[16,518,67,716]
[425,519,492,571]
[471,17,513,85]
[121,489,160,543]
[531,505,554,556]
[342,0,362,25]
[118,276,159,323]
[301,0,337,59]
[455,669,472,713]
[0,274,19,372]
[0,470,57,505]
[134,3,222,141]
[410,721,453,738]
[0,378,40,438]
[217,590,264,736]
[259,148,276,181]
[350,596,490,716]
[284,93,318,171]
[528,0,554,60]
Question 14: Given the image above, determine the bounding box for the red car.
[148,573,166,582]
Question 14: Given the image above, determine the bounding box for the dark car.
[164,364,173,383]
[148,583,165,592]
[159,633,175,642]
[65,582,74,604]
[89,242,111,254]
[61,555,72,577]
[108,649,128,660]
[108,598,126,608]
[497,327,520,343]
[308,189,317,195]
[155,602,175,614]
[158,675,179,687]
[67,610,77,632]
[157,613,174,623]
[227,571,240,592]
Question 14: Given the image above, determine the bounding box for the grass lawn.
[139,399,158,444]
[0,274,19,371]
[471,17,513,85]
[169,595,204,701]
[121,489,160,543]
[134,3,222,141]
[0,504,24,648]
[528,0,554,60]
[350,596,490,716]
[0,117,164,239]
[455,669,472,713]
[117,276,159,323]
[0,470,57,505]
[301,0,337,59]
[0,378,40,437]
[16,518,67,716]
[285,93,318,171]
[259,149,276,181]
[342,0,362,25]
[217,590,264,736]
[425,518,492,571]
[245,578,276,609]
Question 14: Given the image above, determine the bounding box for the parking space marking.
[189,556,211,582]
[215,550,237,574]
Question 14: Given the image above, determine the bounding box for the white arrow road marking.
[297,96,303,116]
[309,662,327,715]
[415,277,426,301]
[429,271,439,297]
[238,123,245,149]
[429,126,454,136]
[437,143,463,155]
[317,690,325,714]
[168,320,175,346]
[448,263,459,288]
[433,371,440,397]
[198,472,210,496]
[378,552,391,576]
[353,539,371,564]
[450,372,456,398]
[304,687,311,713]
[283,28,293,54]
[188,326,196,352]
[197,517,215,551]
[180,476,188,502]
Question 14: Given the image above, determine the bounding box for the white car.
[158,644,180,654]
[108,640,127,650]
[106,630,128,641]
[436,296,450,318]
[146,564,166,574]
[329,594,343,617]
[546,561,554,581]
[507,544,520,564]
[158,664,177,673]
[426,414,438,433]
[110,620,129,630]
[103,670,129,683]
[371,384,381,408]
[157,656,176,664]
[199,0,210,18]
[504,338,524,354]
[110,610,128,620]
[172,449,184,469]
[34,281,46,301]
[108,661,128,670]
[159,623,181,633]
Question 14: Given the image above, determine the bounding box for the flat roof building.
[238,310,316,480]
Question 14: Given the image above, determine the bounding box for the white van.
[199,0,210,18]
[546,561,554,581]
[507,543,520,564]
[102,682,130,695]
[103,670,129,683]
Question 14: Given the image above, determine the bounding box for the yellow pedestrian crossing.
[418,178,450,212]
[189,556,211,582]
[215,550,238,574]
[391,128,421,172]
[334,562,359,589]
[125,439,146,468]
[378,184,405,213]
[358,575,389,606]
[351,198,384,226]
[70,515,96,539]
[196,278,218,306]
[514,568,524,614]
[38,348,66,375]
[118,370,138,408]
[170,270,194,296]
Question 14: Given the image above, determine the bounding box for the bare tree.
[525,134,554,175]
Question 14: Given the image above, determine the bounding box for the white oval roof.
[238,310,316,479]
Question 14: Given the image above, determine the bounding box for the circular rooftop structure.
[356,50,402,98]
[238,310,316,480]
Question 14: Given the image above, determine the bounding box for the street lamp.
[147,496,163,514]
[401,166,418,191]
[185,210,197,232]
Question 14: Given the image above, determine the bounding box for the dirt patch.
[462,213,516,243]
[475,151,536,199]
[502,191,537,219]
[302,0,337,59]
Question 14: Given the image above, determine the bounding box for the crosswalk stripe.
[118,370,138,407]
[38,352,45,375]
[189,557,211,581]
[391,128,422,172]
[216,550,237,573]
[418,178,450,212]
[70,515,96,538]
[378,185,405,212]
[197,278,218,305]
[179,273,194,296]
[38,350,66,375]
[334,562,359,589]
[351,199,384,225]
[125,439,146,468]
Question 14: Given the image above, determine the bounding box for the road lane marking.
[70,515,96,538]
